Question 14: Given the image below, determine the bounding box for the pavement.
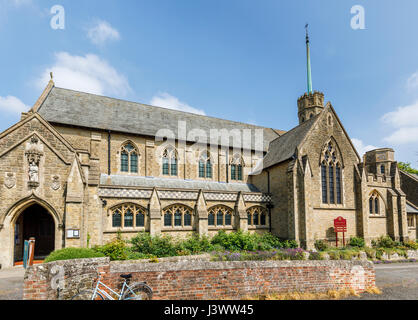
[0,266,25,300]
[0,262,417,300]
[345,262,418,300]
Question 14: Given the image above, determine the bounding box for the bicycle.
[71,273,153,300]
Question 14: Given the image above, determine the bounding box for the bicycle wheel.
[122,283,153,300]
[71,289,105,300]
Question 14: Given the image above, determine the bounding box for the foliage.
[398,162,418,175]
[348,237,365,248]
[176,233,214,254]
[130,233,178,257]
[314,240,329,252]
[94,238,128,261]
[211,248,307,262]
[308,251,324,260]
[373,236,396,248]
[44,247,105,263]
[403,240,418,250]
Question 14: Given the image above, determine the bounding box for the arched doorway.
[13,204,55,263]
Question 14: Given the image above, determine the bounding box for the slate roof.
[37,87,283,152]
[100,174,260,192]
[256,114,320,170]
[406,202,418,214]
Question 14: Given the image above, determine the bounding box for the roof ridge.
[52,86,284,132]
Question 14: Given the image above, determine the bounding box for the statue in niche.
[25,135,43,188]
[28,159,39,183]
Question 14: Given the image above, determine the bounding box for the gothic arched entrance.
[14,204,55,263]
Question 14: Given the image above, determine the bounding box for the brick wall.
[23,257,375,300]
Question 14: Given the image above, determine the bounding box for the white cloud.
[351,138,378,157]
[381,101,418,128]
[37,52,131,97]
[407,72,418,90]
[150,92,205,115]
[0,96,29,114]
[87,20,120,45]
[381,101,418,144]
[383,127,418,144]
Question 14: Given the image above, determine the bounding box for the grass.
[242,287,382,300]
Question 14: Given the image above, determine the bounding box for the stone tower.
[297,91,324,124]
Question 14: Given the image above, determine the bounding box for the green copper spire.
[305,24,313,94]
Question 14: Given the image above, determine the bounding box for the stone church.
[1,35,417,268]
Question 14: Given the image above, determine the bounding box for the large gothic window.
[198,151,212,179]
[208,205,233,227]
[321,141,343,204]
[162,147,178,176]
[230,154,243,181]
[111,204,147,228]
[247,206,267,227]
[163,204,193,228]
[121,142,139,173]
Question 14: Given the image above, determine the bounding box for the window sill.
[104,227,146,234]
[208,226,234,230]
[162,227,194,231]
[369,215,387,219]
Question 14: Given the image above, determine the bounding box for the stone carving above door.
[4,172,16,189]
[25,135,44,189]
[51,175,61,191]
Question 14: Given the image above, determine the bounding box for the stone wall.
[23,257,375,300]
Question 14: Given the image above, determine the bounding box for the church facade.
[0,77,417,268]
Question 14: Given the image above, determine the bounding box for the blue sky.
[1,0,418,166]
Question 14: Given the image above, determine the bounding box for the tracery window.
[208,205,233,227]
[121,142,139,173]
[230,154,243,181]
[369,192,380,215]
[162,147,178,176]
[247,206,267,227]
[321,141,343,204]
[163,204,193,228]
[111,204,147,228]
[198,151,212,179]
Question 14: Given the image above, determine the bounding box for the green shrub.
[94,238,128,261]
[177,233,214,254]
[314,240,329,251]
[348,237,365,248]
[403,240,418,250]
[374,236,396,248]
[130,233,178,257]
[309,251,324,260]
[364,248,376,260]
[328,250,341,260]
[44,248,105,263]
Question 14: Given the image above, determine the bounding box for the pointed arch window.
[121,142,139,173]
[162,204,193,228]
[162,147,178,176]
[208,205,234,227]
[247,206,268,227]
[198,151,212,178]
[230,154,244,181]
[111,204,147,229]
[321,141,343,204]
[369,192,381,215]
